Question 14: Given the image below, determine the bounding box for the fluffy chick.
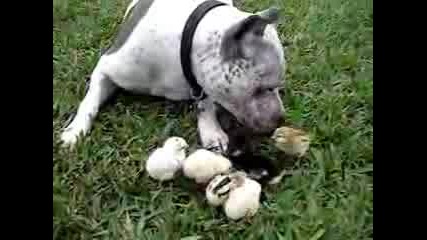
[206,174,233,206]
[271,126,310,157]
[145,137,189,181]
[205,171,246,206]
[223,174,262,220]
[182,149,232,184]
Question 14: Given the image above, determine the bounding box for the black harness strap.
[180,0,227,101]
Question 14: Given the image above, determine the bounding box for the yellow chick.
[271,126,310,157]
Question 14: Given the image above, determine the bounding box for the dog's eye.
[253,88,263,96]
[264,87,276,94]
[254,87,275,96]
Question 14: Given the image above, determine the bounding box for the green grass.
[53,0,373,239]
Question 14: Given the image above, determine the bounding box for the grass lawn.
[53,0,373,239]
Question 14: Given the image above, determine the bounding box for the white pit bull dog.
[61,0,286,155]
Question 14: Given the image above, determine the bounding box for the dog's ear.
[255,7,280,27]
[221,7,280,59]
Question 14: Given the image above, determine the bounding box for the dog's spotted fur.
[61,0,287,160]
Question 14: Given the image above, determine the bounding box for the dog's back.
[97,0,245,100]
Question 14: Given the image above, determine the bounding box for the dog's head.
[197,7,286,134]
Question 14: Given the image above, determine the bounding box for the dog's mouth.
[214,102,274,137]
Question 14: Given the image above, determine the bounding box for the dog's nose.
[260,113,285,136]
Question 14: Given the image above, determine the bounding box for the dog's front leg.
[197,98,229,154]
[60,71,117,147]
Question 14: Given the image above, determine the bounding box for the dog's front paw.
[202,131,229,155]
[268,175,283,185]
[59,113,94,148]
[60,129,80,148]
[60,120,88,148]
[267,169,289,185]
[247,169,269,181]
